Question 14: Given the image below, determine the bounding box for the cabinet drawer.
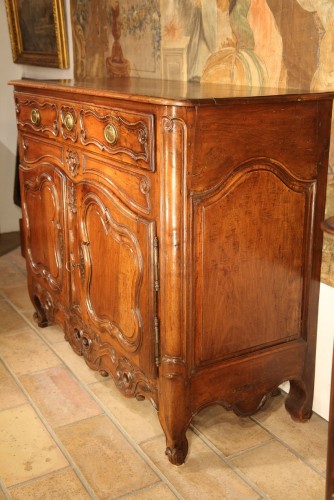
[15,93,59,138]
[79,105,155,171]
[20,134,64,168]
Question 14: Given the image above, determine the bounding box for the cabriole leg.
[158,372,191,465]
[285,379,313,421]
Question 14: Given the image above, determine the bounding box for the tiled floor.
[0,248,329,499]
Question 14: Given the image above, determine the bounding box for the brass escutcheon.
[63,112,74,131]
[30,108,40,126]
[104,123,118,145]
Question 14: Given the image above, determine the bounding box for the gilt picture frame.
[5,0,69,68]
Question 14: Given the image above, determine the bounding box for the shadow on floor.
[0,232,21,256]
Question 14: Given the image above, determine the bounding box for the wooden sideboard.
[10,78,334,465]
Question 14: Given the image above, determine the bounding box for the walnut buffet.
[10,78,334,465]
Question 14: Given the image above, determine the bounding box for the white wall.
[280,283,334,420]
[314,283,334,419]
[0,1,23,233]
[0,0,73,234]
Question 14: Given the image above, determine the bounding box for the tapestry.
[70,0,334,286]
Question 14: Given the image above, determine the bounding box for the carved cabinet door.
[67,179,157,381]
[19,162,68,325]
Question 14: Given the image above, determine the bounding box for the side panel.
[193,162,315,364]
[188,99,332,418]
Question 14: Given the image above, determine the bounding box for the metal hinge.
[153,236,160,367]
[153,236,160,292]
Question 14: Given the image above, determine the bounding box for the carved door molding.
[20,166,66,293]
[71,180,156,375]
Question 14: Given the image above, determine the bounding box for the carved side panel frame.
[192,158,316,367]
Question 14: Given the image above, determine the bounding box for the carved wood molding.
[66,313,158,408]
[15,97,59,136]
[80,190,144,352]
[191,157,317,198]
[160,115,188,367]
[161,355,186,380]
[60,106,78,142]
[23,172,64,292]
[65,149,80,177]
[32,282,56,326]
[192,158,317,367]
[21,136,64,167]
[79,107,152,165]
[67,181,77,214]
[82,154,152,214]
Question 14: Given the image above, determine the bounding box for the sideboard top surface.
[9,77,334,107]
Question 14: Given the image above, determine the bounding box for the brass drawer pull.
[30,108,40,126]
[63,112,74,131]
[104,123,118,145]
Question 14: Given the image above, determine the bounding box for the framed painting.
[5,0,69,68]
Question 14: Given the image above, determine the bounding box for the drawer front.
[15,93,59,138]
[60,105,79,143]
[20,134,64,168]
[82,154,152,214]
[79,105,155,171]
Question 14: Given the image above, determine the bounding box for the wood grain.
[11,78,334,465]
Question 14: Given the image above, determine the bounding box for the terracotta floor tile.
[19,365,103,428]
[36,324,66,344]
[141,433,260,499]
[56,415,159,499]
[3,285,35,314]
[9,469,91,499]
[0,361,26,410]
[53,341,103,384]
[192,405,272,456]
[253,393,328,473]
[0,261,26,289]
[0,251,330,498]
[121,483,177,499]
[1,249,26,270]
[0,300,29,333]
[0,404,68,487]
[90,379,162,443]
[0,328,61,375]
[230,440,325,500]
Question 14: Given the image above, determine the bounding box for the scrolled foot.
[165,436,189,466]
[32,292,53,328]
[285,380,313,422]
[33,311,49,328]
